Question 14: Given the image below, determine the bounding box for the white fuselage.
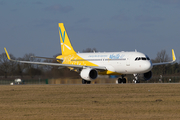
[77,51,153,74]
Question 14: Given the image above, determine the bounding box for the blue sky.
[0,0,180,62]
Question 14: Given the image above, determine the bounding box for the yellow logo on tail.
[58,23,76,55]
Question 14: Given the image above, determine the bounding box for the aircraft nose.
[143,61,153,72]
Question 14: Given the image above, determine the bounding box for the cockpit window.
[146,57,150,60]
[135,57,150,61]
[145,55,150,60]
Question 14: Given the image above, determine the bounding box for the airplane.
[4,23,176,84]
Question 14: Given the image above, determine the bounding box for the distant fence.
[128,76,180,83]
[146,76,180,83]
[0,79,48,85]
[0,76,180,85]
[0,78,117,85]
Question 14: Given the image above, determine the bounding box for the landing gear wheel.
[118,76,126,84]
[87,81,91,84]
[82,79,91,84]
[118,78,122,84]
[122,78,126,83]
[136,80,140,83]
[82,79,87,84]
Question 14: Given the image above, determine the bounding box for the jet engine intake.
[138,71,152,80]
[80,68,98,81]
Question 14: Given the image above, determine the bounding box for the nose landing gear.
[133,74,140,83]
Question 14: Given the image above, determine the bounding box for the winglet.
[172,49,176,62]
[4,48,11,60]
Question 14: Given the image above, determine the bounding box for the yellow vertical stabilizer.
[58,23,76,55]
[4,48,11,60]
[172,49,176,61]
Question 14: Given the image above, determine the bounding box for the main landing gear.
[117,75,126,84]
[82,79,91,84]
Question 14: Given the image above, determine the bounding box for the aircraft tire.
[87,81,91,84]
[118,78,122,84]
[123,78,126,83]
[82,79,87,84]
[136,80,140,83]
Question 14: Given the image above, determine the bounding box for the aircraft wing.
[4,48,107,71]
[152,49,176,66]
[31,56,63,61]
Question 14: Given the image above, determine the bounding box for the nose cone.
[143,61,153,72]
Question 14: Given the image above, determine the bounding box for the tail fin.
[172,49,176,61]
[58,23,76,55]
[4,48,11,60]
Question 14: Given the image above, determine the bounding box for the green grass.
[0,84,180,120]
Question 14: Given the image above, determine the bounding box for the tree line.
[151,50,180,76]
[0,48,179,79]
[0,52,79,79]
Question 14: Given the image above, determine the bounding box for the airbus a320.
[4,23,176,84]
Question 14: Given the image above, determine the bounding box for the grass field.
[0,84,180,120]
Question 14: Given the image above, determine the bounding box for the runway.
[1,83,180,119]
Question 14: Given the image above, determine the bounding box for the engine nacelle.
[138,71,152,80]
[80,68,98,81]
